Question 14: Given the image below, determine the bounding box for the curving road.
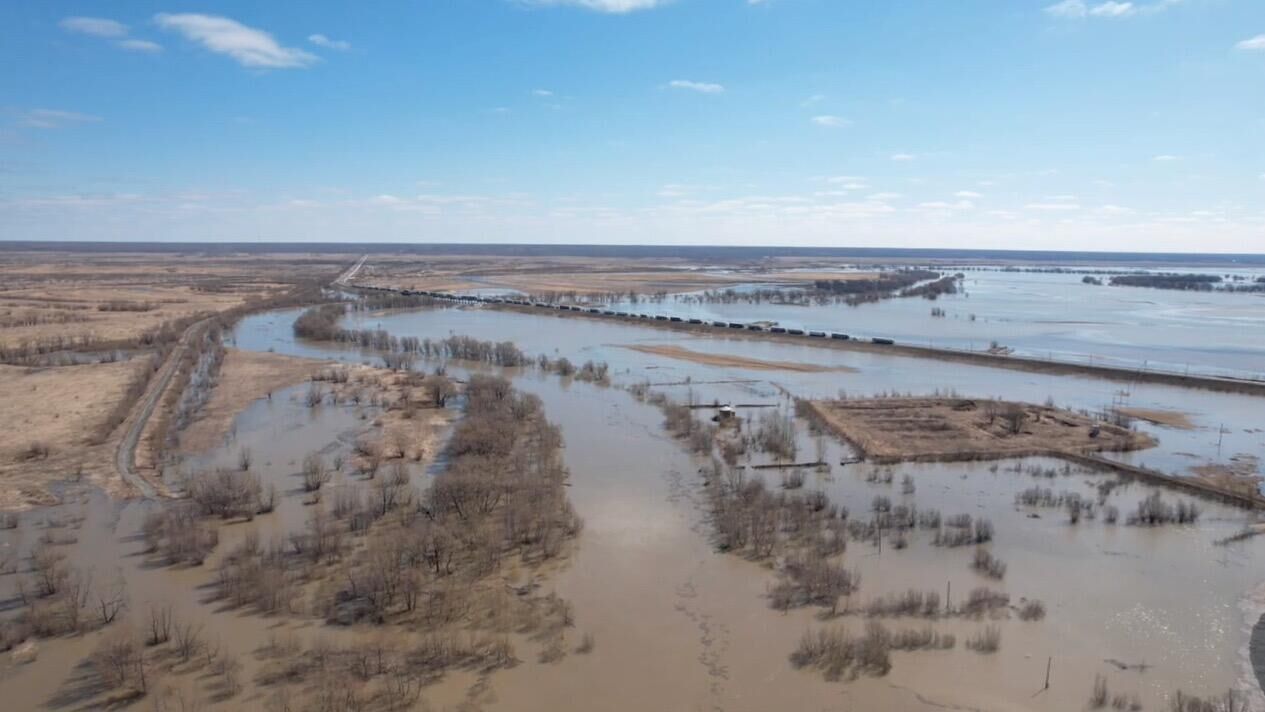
[114,318,213,498]
[116,255,366,499]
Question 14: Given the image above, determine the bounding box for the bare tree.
[93,570,128,625]
[424,374,457,408]
[172,619,204,662]
[302,454,332,492]
[147,603,173,646]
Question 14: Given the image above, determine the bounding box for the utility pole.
[1044,657,1052,690]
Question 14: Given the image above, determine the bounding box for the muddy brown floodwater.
[3,304,1264,711]
[257,306,1265,710]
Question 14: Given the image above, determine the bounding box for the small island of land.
[804,396,1156,464]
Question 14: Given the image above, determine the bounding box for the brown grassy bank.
[620,343,857,373]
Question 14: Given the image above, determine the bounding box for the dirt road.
[114,318,214,497]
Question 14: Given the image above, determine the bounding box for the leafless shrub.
[789,621,893,681]
[92,571,128,625]
[302,454,332,492]
[888,626,956,651]
[92,626,150,694]
[1167,690,1249,712]
[185,468,263,519]
[423,374,457,407]
[575,632,596,654]
[769,551,861,614]
[28,542,68,598]
[147,603,173,646]
[934,516,993,547]
[971,548,1007,580]
[864,588,941,618]
[172,619,204,662]
[1090,674,1110,708]
[141,504,219,565]
[960,587,1010,618]
[305,382,326,408]
[1018,599,1047,621]
[965,624,1001,653]
[782,469,806,489]
[237,447,252,471]
[1128,492,1200,526]
[755,411,797,461]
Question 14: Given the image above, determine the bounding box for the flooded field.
[2,301,1262,711]
[317,303,1265,482]
[242,304,1264,709]
[590,269,1265,381]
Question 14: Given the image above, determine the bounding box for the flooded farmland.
[244,303,1264,709]
[589,268,1265,381]
[2,300,1262,711]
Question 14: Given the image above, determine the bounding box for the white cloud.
[657,183,716,198]
[532,89,554,97]
[1235,35,1265,51]
[1025,201,1081,211]
[523,0,671,13]
[918,200,975,211]
[1090,2,1134,17]
[118,39,163,53]
[811,115,850,128]
[954,190,983,199]
[668,79,724,94]
[60,16,128,38]
[1044,0,1087,18]
[154,13,317,69]
[800,94,826,107]
[890,153,916,161]
[61,16,163,53]
[1097,204,1133,215]
[867,192,903,201]
[1152,154,1179,161]
[1046,0,1181,19]
[824,176,868,190]
[20,109,102,129]
[308,34,351,51]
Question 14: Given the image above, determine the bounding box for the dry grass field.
[0,359,151,507]
[0,251,349,356]
[351,254,877,296]
[805,396,1156,463]
[0,249,350,507]
[622,343,858,373]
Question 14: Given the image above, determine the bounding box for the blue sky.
[1,0,1263,251]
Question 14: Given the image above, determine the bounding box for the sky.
[1,0,1263,252]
